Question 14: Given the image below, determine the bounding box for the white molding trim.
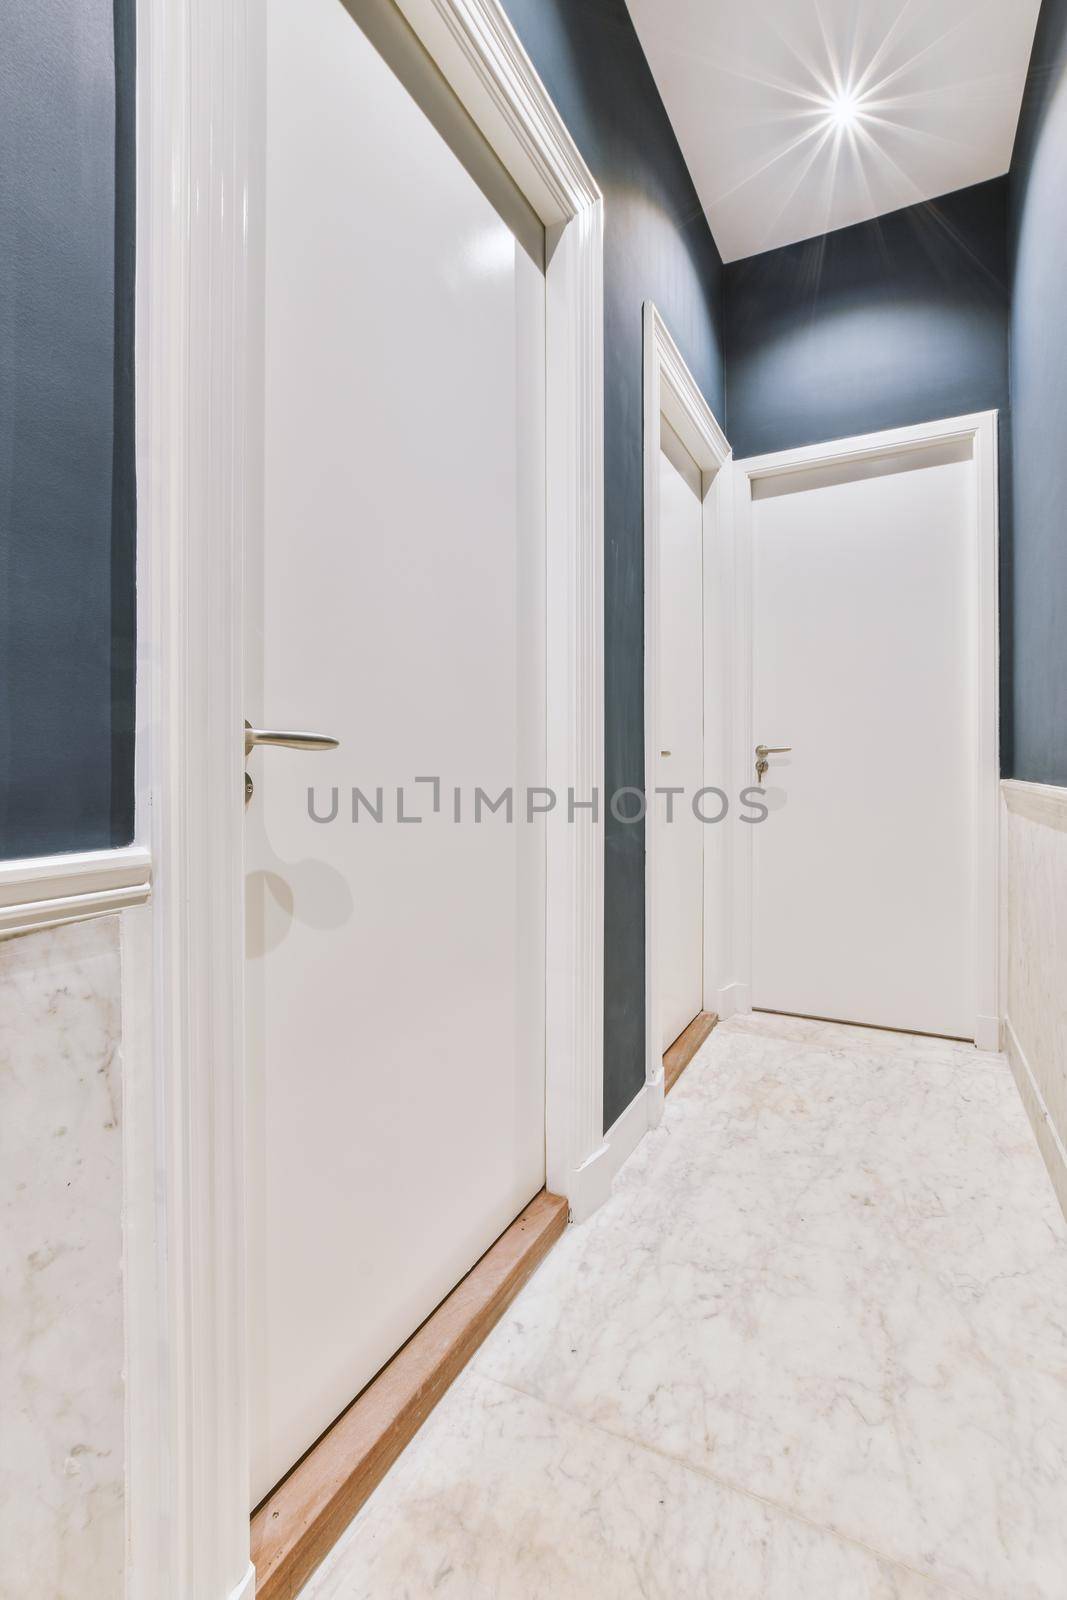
[715,980,750,1021]
[1004,1016,1067,1223]
[730,412,1001,1047]
[391,0,606,1218]
[569,1075,660,1224]
[227,1563,257,1600]
[973,411,1001,1054]
[0,844,151,937]
[643,303,731,1132]
[394,0,599,225]
[542,182,605,1216]
[1002,777,1067,832]
[134,0,604,1592]
[611,1084,654,1179]
[134,0,252,1593]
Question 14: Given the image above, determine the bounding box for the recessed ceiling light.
[827,89,861,131]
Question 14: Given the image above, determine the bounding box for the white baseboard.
[566,1137,613,1224]
[602,1080,655,1182]
[715,982,750,1020]
[227,1562,256,1600]
[1004,1016,1067,1224]
[568,1080,655,1224]
[974,1014,1002,1053]
[646,1066,665,1129]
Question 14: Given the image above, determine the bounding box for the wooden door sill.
[250,1188,568,1599]
[663,1011,718,1094]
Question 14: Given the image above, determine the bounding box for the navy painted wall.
[499,0,726,1129]
[0,0,135,859]
[724,179,1010,460]
[1008,0,1067,785]
[723,177,1012,766]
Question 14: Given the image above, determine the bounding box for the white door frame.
[729,411,1001,1052]
[642,303,731,1126]
[132,1,605,1595]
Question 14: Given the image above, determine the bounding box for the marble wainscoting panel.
[1002,780,1067,1219]
[474,1015,1067,1600]
[302,1368,959,1600]
[0,916,124,1600]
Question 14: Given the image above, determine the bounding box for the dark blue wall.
[9,0,722,1129]
[500,0,726,1129]
[724,179,1011,459]
[1008,0,1067,785]
[723,177,1012,766]
[0,0,135,859]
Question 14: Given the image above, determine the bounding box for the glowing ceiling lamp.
[825,88,862,131]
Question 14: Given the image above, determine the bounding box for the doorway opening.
[730,414,1000,1051]
[642,304,732,1121]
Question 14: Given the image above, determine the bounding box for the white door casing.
[132,0,604,1594]
[656,423,704,1051]
[730,414,1000,1049]
[642,304,731,1126]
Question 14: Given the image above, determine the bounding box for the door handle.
[755,743,791,782]
[244,720,340,758]
[244,720,339,804]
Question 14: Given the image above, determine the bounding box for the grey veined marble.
[0,916,124,1600]
[304,1012,1067,1600]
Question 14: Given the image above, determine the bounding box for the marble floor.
[300,1012,1067,1600]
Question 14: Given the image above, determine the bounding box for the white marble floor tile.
[725,1008,997,1065]
[474,1018,1067,1600]
[302,1369,959,1600]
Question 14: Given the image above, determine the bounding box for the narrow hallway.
[301,1015,1067,1600]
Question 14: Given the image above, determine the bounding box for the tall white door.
[245,0,547,1503]
[656,423,704,1050]
[748,438,977,1039]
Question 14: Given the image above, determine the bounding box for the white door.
[245,0,547,1504]
[747,437,977,1040]
[656,422,704,1050]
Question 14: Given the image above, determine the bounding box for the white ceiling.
[624,0,1041,263]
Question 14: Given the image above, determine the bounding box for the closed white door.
[748,438,977,1039]
[656,423,704,1050]
[245,0,547,1503]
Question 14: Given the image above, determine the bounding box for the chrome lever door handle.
[755,743,791,781]
[244,720,340,757]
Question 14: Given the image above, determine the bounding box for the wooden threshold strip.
[251,1188,569,1599]
[663,1011,718,1095]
